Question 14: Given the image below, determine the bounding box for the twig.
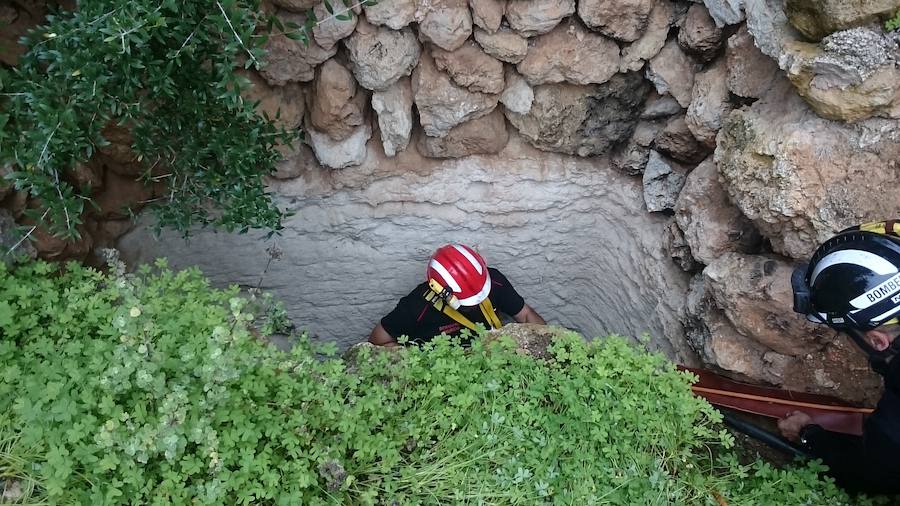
[5,209,49,257]
[217,1,257,66]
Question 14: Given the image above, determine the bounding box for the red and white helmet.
[427,244,491,307]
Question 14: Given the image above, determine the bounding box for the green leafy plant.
[0,259,888,504]
[886,10,900,32]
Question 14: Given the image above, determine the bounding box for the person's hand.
[777,411,812,441]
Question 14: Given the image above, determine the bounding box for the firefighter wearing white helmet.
[369,244,545,346]
[781,220,900,494]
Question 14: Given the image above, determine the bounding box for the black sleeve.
[800,422,900,494]
[488,268,525,317]
[380,287,425,340]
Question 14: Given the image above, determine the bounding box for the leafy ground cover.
[0,259,886,504]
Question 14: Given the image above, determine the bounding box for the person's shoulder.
[397,281,431,304]
[488,267,512,285]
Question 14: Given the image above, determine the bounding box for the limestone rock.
[577,0,655,42]
[506,72,650,156]
[646,39,699,107]
[272,142,321,179]
[363,0,416,29]
[674,157,760,264]
[701,0,745,27]
[306,122,373,169]
[417,0,473,51]
[0,209,36,266]
[620,0,675,72]
[611,120,661,175]
[642,150,689,212]
[654,115,708,163]
[505,0,575,37]
[641,92,683,119]
[97,124,142,177]
[372,78,414,157]
[309,60,367,141]
[473,27,529,64]
[784,0,900,41]
[93,170,154,220]
[666,220,702,271]
[678,4,724,62]
[470,0,506,32]
[69,163,104,194]
[344,18,421,91]
[715,78,900,259]
[500,67,534,114]
[433,40,505,94]
[240,70,306,131]
[725,25,778,99]
[412,49,500,137]
[260,11,337,85]
[269,0,318,12]
[517,20,621,86]
[418,108,509,158]
[685,60,732,148]
[312,1,358,50]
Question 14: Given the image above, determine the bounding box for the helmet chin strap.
[840,327,900,376]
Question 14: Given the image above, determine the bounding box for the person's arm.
[368,323,399,347]
[513,303,546,325]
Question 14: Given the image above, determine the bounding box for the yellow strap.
[859,220,899,237]
[424,290,501,332]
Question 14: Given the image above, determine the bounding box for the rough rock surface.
[269,0,317,12]
[1,209,37,266]
[611,120,660,175]
[646,39,698,107]
[577,0,655,42]
[641,92,683,119]
[677,4,724,62]
[372,78,414,157]
[120,134,696,362]
[433,40,505,94]
[784,0,900,41]
[505,0,575,37]
[506,72,649,156]
[344,19,421,91]
[260,11,337,85]
[517,20,621,86]
[620,0,675,72]
[715,78,900,259]
[725,25,778,99]
[701,0,745,27]
[417,108,509,158]
[473,27,529,64]
[470,0,506,32]
[674,157,760,264]
[272,142,321,180]
[685,60,732,148]
[666,220,702,272]
[412,49,499,138]
[312,1,358,50]
[241,70,306,131]
[417,0,473,51]
[654,115,708,163]
[500,67,534,114]
[309,60,367,142]
[642,150,689,212]
[306,123,373,169]
[363,0,416,29]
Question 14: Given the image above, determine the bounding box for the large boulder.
[412,49,500,137]
[505,72,649,156]
[677,4,724,62]
[312,0,358,50]
[473,27,529,64]
[685,60,732,148]
[654,115,708,163]
[517,19,621,86]
[433,40,505,94]
[309,60,367,141]
[784,0,900,41]
[306,122,373,169]
[470,0,506,32]
[344,18,421,91]
[620,0,675,72]
[363,0,416,29]
[577,0,656,42]
[418,108,509,158]
[674,157,760,264]
[505,0,575,37]
[642,150,689,212]
[725,25,779,99]
[260,11,337,85]
[372,78,414,157]
[715,77,900,259]
[646,39,699,108]
[417,0,473,51]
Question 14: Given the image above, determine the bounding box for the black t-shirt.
[380,267,525,344]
